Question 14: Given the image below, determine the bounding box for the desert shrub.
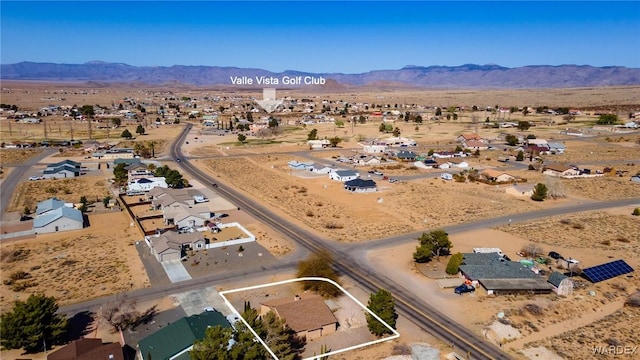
[521,243,544,257]
[297,187,308,193]
[315,201,323,207]
[560,218,571,225]
[46,186,57,194]
[632,208,640,216]
[305,209,314,217]
[601,240,611,246]
[0,249,31,263]
[616,237,630,243]
[625,292,640,307]
[391,344,411,355]
[446,253,464,275]
[611,282,627,292]
[10,270,30,281]
[324,221,344,229]
[524,303,544,316]
[572,222,584,230]
[11,280,38,292]
[237,245,244,252]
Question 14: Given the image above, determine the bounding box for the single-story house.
[33,198,84,234]
[548,272,573,296]
[163,204,212,229]
[421,159,439,169]
[329,169,359,182]
[312,166,334,174]
[432,151,466,159]
[92,148,135,160]
[137,311,231,360]
[47,338,123,360]
[395,150,417,161]
[146,231,207,262]
[42,159,82,179]
[288,160,315,170]
[447,158,469,168]
[480,169,516,183]
[149,188,207,209]
[344,179,377,193]
[260,294,338,341]
[547,142,566,154]
[126,163,154,180]
[361,144,387,154]
[127,177,168,193]
[462,140,489,151]
[543,163,580,177]
[354,155,381,167]
[630,175,640,184]
[505,183,535,197]
[456,134,484,143]
[459,253,552,295]
[307,139,331,149]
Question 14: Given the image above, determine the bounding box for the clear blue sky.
[2,1,639,73]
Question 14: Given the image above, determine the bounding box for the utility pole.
[69,122,74,140]
[43,119,48,140]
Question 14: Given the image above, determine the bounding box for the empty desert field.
[0,211,150,307]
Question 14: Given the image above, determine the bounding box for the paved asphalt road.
[0,148,56,216]
[53,125,638,359]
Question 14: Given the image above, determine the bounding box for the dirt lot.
[0,148,43,166]
[7,175,112,213]
[0,211,150,307]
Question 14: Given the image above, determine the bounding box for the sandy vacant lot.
[0,148,43,166]
[7,175,112,213]
[0,211,149,307]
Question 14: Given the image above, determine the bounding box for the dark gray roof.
[479,278,553,291]
[43,165,80,174]
[462,253,504,265]
[459,261,539,280]
[48,159,81,168]
[335,170,358,177]
[548,272,569,287]
[344,179,377,188]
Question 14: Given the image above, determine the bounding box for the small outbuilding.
[548,271,573,296]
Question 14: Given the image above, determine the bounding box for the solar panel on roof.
[582,260,634,283]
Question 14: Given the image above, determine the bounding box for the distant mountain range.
[1,61,639,88]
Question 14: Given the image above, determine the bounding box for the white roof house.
[127,177,168,193]
[329,169,360,182]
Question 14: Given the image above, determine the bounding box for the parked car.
[373,170,384,176]
[454,284,475,295]
[566,258,580,264]
[368,170,376,174]
[203,306,216,312]
[215,213,229,219]
[389,178,398,183]
[548,251,564,260]
[441,173,453,181]
[29,176,41,181]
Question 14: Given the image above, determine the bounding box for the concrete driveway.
[161,259,192,283]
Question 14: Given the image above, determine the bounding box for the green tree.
[517,121,531,131]
[632,208,640,216]
[392,127,401,137]
[237,134,247,143]
[435,107,442,117]
[334,119,345,128]
[23,206,31,215]
[268,117,279,128]
[102,195,112,208]
[135,124,145,135]
[366,289,397,337]
[378,123,386,133]
[262,311,302,360]
[296,250,341,298]
[596,114,619,125]
[446,253,464,275]
[516,150,525,161]
[78,196,88,213]
[190,325,235,360]
[413,230,452,263]
[80,104,94,117]
[531,183,548,201]
[0,294,68,353]
[505,134,518,146]
[307,128,318,140]
[120,129,133,139]
[113,163,128,185]
[329,136,342,147]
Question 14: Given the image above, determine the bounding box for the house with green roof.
[136,311,230,360]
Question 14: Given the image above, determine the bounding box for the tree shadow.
[66,311,95,341]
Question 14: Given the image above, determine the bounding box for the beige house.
[543,163,580,177]
[146,231,207,262]
[480,169,516,183]
[505,183,535,197]
[260,294,338,340]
